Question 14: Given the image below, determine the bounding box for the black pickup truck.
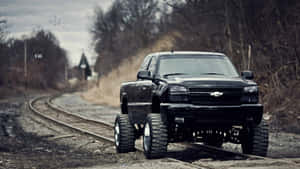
[114,51,268,159]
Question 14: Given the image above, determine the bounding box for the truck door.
[127,55,153,124]
[132,55,158,124]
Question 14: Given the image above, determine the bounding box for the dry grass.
[82,32,181,107]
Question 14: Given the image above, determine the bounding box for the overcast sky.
[0,0,113,66]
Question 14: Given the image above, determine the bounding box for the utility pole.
[24,39,27,85]
[65,62,68,82]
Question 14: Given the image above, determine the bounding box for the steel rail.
[29,96,115,145]
[47,95,113,129]
[29,95,284,168]
[29,96,207,168]
[44,95,255,160]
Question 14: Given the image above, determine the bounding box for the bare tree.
[121,0,159,44]
[0,19,8,85]
[0,28,69,88]
[91,0,159,76]
[224,0,233,58]
[238,0,246,70]
[0,19,7,43]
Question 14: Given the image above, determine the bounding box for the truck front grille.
[189,88,242,106]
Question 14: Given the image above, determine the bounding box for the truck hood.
[166,76,255,88]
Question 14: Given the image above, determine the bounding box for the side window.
[139,55,152,70]
[147,55,157,76]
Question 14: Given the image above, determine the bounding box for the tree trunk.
[238,0,246,70]
[248,44,252,70]
[295,21,299,80]
[225,0,233,58]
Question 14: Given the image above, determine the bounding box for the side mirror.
[137,70,152,80]
[241,70,254,80]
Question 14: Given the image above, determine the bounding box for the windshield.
[157,55,239,78]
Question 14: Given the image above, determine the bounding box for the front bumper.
[160,103,263,126]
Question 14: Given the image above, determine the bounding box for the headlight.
[169,85,189,102]
[244,86,258,93]
[169,86,188,94]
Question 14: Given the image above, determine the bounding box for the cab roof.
[151,51,226,57]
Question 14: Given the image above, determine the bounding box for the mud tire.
[143,114,168,159]
[242,119,269,156]
[114,114,135,153]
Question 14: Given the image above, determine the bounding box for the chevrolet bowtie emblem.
[210,91,223,97]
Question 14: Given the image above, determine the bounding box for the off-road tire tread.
[115,114,135,153]
[242,119,269,156]
[144,114,168,159]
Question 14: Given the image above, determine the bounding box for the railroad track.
[29,95,271,167]
[29,96,115,144]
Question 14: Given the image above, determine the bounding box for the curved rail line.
[47,95,113,128]
[47,96,256,158]
[29,96,115,144]
[29,95,273,166]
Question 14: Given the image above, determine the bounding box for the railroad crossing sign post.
[80,64,86,80]
[34,53,43,59]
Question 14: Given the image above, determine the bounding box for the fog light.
[175,117,184,123]
[244,86,258,93]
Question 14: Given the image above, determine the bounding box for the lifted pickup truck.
[114,51,268,159]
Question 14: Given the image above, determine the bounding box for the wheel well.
[152,96,160,113]
[121,97,128,114]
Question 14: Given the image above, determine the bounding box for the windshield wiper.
[200,72,225,75]
[162,73,188,78]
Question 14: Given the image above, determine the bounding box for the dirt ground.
[0,93,300,169]
[0,96,194,169]
[0,99,144,169]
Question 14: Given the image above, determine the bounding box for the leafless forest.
[0,0,299,133]
[90,0,300,133]
[0,28,68,89]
